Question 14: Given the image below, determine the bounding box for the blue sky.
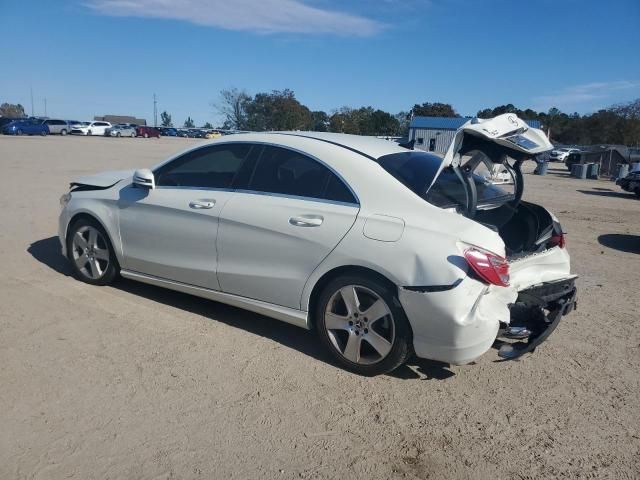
[1,0,638,126]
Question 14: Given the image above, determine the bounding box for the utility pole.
[30,86,34,117]
[44,97,47,117]
[153,93,157,127]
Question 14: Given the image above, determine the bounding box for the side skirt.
[120,269,310,330]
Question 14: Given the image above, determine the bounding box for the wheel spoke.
[362,299,389,325]
[364,330,392,358]
[89,258,102,278]
[93,247,109,261]
[88,228,98,248]
[75,254,88,270]
[343,334,361,363]
[325,312,350,331]
[339,286,360,316]
[74,231,88,250]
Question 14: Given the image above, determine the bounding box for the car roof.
[213,131,408,160]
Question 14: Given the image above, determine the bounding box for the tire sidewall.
[314,274,412,376]
[66,218,119,286]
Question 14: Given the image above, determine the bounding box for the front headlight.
[60,193,71,207]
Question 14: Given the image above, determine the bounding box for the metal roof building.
[408,116,542,154]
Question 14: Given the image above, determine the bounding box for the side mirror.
[133,168,155,189]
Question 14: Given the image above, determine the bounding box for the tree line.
[3,92,639,146]
[210,89,640,146]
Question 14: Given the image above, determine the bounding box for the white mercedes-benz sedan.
[58,114,577,375]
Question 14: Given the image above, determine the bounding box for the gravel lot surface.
[1,135,639,479]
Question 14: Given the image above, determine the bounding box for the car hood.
[71,169,135,188]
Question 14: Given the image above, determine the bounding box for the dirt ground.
[1,135,639,480]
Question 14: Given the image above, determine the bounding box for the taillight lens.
[549,232,565,249]
[464,248,510,287]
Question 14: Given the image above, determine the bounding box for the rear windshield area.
[377,150,516,210]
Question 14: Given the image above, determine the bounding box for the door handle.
[289,215,323,227]
[189,200,215,209]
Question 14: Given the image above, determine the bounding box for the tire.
[315,274,412,376]
[60,129,67,136]
[131,131,136,138]
[66,218,119,286]
[87,130,92,136]
[16,129,23,135]
[144,133,149,138]
[635,188,640,199]
[40,130,47,136]
[116,132,121,137]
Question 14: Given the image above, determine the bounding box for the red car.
[136,126,161,138]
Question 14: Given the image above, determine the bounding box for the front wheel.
[144,133,149,138]
[60,129,67,136]
[87,130,92,136]
[315,275,412,376]
[16,129,23,135]
[635,188,640,198]
[67,219,119,286]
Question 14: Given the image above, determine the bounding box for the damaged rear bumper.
[400,275,577,365]
[495,277,577,360]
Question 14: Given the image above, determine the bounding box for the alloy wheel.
[324,285,395,365]
[71,226,110,280]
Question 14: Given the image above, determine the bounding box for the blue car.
[2,119,49,136]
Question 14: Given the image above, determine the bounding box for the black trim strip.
[402,278,463,293]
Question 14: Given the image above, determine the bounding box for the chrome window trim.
[153,185,359,208]
[152,140,360,205]
[233,189,360,208]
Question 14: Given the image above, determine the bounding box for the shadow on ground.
[577,189,636,199]
[28,236,453,380]
[598,234,640,254]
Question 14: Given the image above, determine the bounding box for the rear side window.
[377,151,443,196]
[247,145,357,204]
[155,144,252,189]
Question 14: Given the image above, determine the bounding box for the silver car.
[42,119,71,135]
[106,124,137,137]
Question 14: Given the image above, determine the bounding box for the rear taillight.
[549,232,566,249]
[464,248,510,287]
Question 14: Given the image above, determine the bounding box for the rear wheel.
[116,132,121,137]
[144,132,149,138]
[635,188,640,198]
[16,129,23,135]
[60,129,67,136]
[87,130,92,136]
[40,130,47,136]
[67,219,118,286]
[315,274,412,376]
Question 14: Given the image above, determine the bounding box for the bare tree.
[214,88,251,130]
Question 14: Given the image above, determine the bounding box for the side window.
[155,143,252,189]
[247,146,356,203]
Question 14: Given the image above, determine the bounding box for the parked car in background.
[107,124,137,137]
[616,170,640,197]
[160,127,178,137]
[71,121,111,136]
[0,117,27,129]
[205,130,223,139]
[2,118,49,136]
[43,119,72,135]
[58,114,576,375]
[136,126,161,138]
[187,129,206,138]
[550,147,579,162]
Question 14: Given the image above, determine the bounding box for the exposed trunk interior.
[475,200,555,259]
